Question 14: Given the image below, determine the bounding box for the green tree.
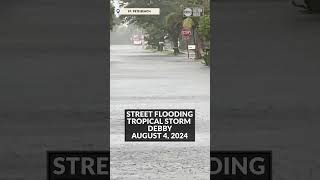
[165,12,183,54]
[184,0,210,59]
[117,0,210,57]
[110,3,115,30]
[110,1,122,31]
[197,15,210,41]
[121,0,180,51]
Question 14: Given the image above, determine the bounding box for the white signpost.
[192,7,203,17]
[183,7,204,17]
[119,8,160,16]
[183,8,193,17]
[188,45,196,50]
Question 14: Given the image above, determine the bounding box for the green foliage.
[118,0,210,55]
[164,12,183,54]
[202,51,210,66]
[144,23,164,47]
[165,12,183,40]
[110,3,115,30]
[182,17,194,29]
[110,1,122,31]
[120,0,175,48]
[197,15,210,41]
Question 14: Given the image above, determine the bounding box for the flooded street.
[110,45,210,180]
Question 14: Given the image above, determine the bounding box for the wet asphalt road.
[110,45,210,180]
[213,1,320,179]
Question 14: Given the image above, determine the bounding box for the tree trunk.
[173,38,180,55]
[198,35,205,58]
[194,29,203,59]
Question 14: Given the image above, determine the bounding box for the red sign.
[181,28,191,39]
[183,36,190,40]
